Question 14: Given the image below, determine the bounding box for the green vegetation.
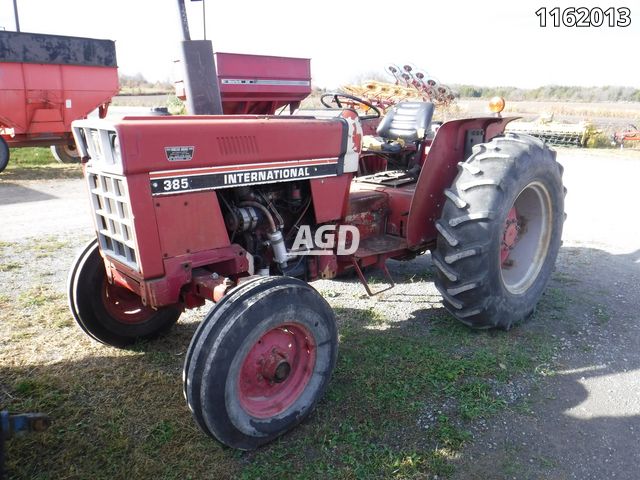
[118,73,173,96]
[167,95,187,115]
[586,133,615,148]
[0,240,592,479]
[1,289,559,479]
[115,72,640,104]
[0,261,20,272]
[22,237,70,258]
[230,310,556,479]
[454,84,640,102]
[2,148,82,180]
[7,147,56,166]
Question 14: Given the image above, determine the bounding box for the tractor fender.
[406,116,517,247]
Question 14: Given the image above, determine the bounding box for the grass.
[0,195,605,479]
[593,305,610,325]
[0,240,569,479]
[1,307,557,479]
[3,236,72,259]
[1,148,82,180]
[25,237,70,258]
[8,147,57,166]
[0,261,20,272]
[238,312,554,479]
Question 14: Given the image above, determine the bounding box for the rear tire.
[433,133,565,329]
[69,241,181,347]
[50,143,80,164]
[184,277,338,450]
[0,137,9,172]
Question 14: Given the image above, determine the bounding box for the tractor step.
[351,256,395,296]
[350,234,407,296]
[354,234,408,258]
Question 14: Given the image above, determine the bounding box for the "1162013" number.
[535,7,631,27]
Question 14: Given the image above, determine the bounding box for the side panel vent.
[217,136,259,156]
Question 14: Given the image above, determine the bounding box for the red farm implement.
[0,31,119,171]
[176,52,311,115]
[613,124,640,147]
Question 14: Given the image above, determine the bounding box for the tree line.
[454,85,640,102]
[118,72,640,103]
[119,74,173,94]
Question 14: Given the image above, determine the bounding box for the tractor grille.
[87,170,139,271]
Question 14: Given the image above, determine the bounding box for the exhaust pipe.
[175,0,223,115]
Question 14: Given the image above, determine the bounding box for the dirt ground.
[1,146,639,478]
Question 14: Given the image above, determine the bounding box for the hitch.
[1,411,50,479]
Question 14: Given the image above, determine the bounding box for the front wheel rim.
[500,181,553,295]
[101,278,157,324]
[238,323,316,418]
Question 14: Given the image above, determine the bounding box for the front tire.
[433,133,565,329]
[184,277,338,450]
[67,238,99,326]
[68,241,181,347]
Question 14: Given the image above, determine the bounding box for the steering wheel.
[320,92,381,119]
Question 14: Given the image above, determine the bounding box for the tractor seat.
[362,102,435,153]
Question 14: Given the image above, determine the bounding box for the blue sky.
[1,0,638,88]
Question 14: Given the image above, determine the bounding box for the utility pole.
[176,0,223,115]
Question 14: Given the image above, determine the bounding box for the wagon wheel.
[433,132,566,329]
[68,240,181,347]
[50,143,80,164]
[0,136,9,172]
[320,92,381,119]
[184,276,338,449]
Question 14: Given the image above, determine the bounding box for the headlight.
[89,129,103,160]
[109,132,121,163]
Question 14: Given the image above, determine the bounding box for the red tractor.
[67,56,565,450]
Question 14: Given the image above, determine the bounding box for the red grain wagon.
[175,51,312,115]
[0,31,119,171]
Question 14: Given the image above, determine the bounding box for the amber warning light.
[489,96,506,114]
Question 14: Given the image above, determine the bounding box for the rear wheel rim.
[63,144,78,157]
[101,278,156,324]
[500,181,553,295]
[238,323,316,418]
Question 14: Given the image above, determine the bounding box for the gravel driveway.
[1,147,639,479]
[0,178,92,242]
